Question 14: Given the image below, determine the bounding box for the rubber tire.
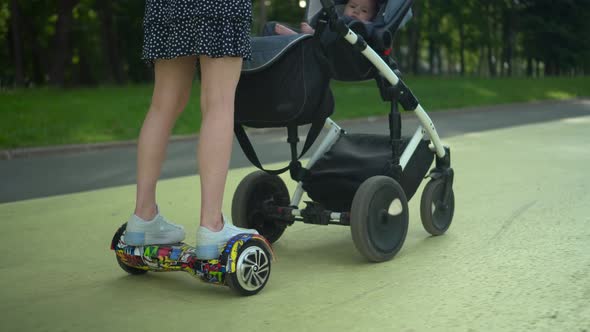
[350,176,409,262]
[420,178,455,236]
[226,241,272,296]
[232,171,290,243]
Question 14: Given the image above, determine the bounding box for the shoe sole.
[124,231,185,246]
[195,244,225,260]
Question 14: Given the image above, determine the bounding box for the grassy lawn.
[1,76,589,149]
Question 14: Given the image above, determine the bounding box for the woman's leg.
[134,56,197,220]
[197,56,243,231]
[194,55,257,259]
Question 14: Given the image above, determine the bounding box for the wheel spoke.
[245,268,254,285]
[252,272,264,286]
[257,266,269,274]
[244,256,257,266]
[235,245,270,292]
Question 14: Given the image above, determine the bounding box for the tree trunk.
[436,47,442,74]
[48,0,80,86]
[408,3,421,74]
[9,0,25,86]
[487,43,496,77]
[258,0,267,34]
[77,48,96,85]
[458,16,465,76]
[20,13,48,85]
[526,57,533,77]
[501,5,516,77]
[478,47,484,76]
[97,0,126,84]
[428,37,435,74]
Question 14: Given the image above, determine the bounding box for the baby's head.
[343,0,379,23]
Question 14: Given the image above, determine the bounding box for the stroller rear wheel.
[350,176,409,262]
[420,179,455,235]
[232,171,291,243]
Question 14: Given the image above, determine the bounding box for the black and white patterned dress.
[142,0,252,63]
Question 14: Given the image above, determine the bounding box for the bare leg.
[198,56,243,231]
[134,56,197,220]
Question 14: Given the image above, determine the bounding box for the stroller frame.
[232,0,454,262]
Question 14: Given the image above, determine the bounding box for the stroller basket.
[302,133,433,212]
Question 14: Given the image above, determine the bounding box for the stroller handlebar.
[318,0,351,38]
[320,0,336,10]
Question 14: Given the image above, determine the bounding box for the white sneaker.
[195,215,258,259]
[124,212,185,246]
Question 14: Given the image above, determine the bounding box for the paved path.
[0,100,589,331]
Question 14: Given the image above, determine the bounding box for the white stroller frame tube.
[342,31,446,159]
[399,126,426,169]
[290,118,342,207]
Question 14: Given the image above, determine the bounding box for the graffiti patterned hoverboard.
[110,223,274,296]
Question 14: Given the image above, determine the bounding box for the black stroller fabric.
[318,20,376,81]
[302,133,433,212]
[235,35,333,128]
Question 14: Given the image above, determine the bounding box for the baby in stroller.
[231,0,455,262]
[274,0,380,35]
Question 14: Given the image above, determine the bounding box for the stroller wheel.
[420,179,455,235]
[232,171,290,243]
[350,176,409,262]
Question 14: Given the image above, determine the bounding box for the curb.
[0,134,197,160]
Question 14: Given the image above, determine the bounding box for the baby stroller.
[231,0,455,262]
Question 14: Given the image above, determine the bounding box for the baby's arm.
[275,23,298,35]
[300,22,316,34]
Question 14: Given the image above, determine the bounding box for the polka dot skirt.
[142,0,253,63]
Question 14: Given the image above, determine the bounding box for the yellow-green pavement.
[1,115,589,331]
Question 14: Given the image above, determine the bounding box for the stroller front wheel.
[350,176,409,262]
[420,179,455,235]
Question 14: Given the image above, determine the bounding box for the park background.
[1,3,590,330]
[1,0,590,150]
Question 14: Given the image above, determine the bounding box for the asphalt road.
[0,99,589,331]
[1,99,589,203]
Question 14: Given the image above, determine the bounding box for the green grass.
[1,76,589,149]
